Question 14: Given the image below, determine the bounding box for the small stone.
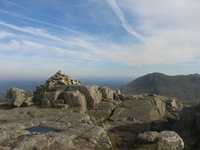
[138,131,159,143]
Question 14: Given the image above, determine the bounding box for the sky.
[1,0,200,80]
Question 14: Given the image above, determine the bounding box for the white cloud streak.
[0,10,77,33]
[0,31,13,39]
[0,21,74,45]
[106,0,144,41]
[5,0,25,9]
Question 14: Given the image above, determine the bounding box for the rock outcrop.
[6,88,33,107]
[3,71,187,150]
[33,71,120,112]
[109,94,183,123]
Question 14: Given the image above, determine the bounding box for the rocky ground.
[0,71,199,150]
[0,107,112,150]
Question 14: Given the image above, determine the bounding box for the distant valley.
[120,72,200,103]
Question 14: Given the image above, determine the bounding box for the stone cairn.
[46,70,81,90]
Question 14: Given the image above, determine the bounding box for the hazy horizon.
[1,0,200,79]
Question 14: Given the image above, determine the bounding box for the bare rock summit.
[46,70,81,90]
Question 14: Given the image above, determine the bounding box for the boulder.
[138,131,159,143]
[62,90,87,113]
[42,91,61,105]
[6,88,26,107]
[165,98,183,112]
[100,86,114,100]
[157,131,184,150]
[23,91,34,106]
[64,85,102,108]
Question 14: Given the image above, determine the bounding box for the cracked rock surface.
[0,107,112,150]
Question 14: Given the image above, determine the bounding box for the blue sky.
[0,0,200,80]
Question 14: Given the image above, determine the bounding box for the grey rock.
[63,90,87,112]
[100,86,114,100]
[157,131,184,150]
[138,131,159,143]
[0,107,112,150]
[6,88,26,107]
[43,91,61,105]
[13,132,73,150]
[35,84,46,94]
[109,95,182,123]
[65,85,102,108]
[54,104,68,109]
[87,99,116,121]
[41,98,51,107]
[110,99,161,122]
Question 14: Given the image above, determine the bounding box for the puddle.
[26,126,55,132]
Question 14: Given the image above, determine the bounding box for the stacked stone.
[46,70,81,89]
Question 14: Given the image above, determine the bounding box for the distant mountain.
[119,72,200,102]
[80,78,132,88]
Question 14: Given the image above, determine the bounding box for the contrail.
[107,0,145,41]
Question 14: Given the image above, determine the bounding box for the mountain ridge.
[119,72,200,102]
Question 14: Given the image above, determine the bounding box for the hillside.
[120,72,200,102]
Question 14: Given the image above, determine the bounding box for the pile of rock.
[32,71,122,113]
[46,70,81,90]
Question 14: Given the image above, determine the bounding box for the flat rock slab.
[0,107,112,150]
[110,99,161,122]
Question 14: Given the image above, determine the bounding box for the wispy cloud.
[0,22,102,61]
[106,0,144,41]
[0,10,77,33]
[0,31,13,39]
[5,0,25,9]
[0,21,73,44]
